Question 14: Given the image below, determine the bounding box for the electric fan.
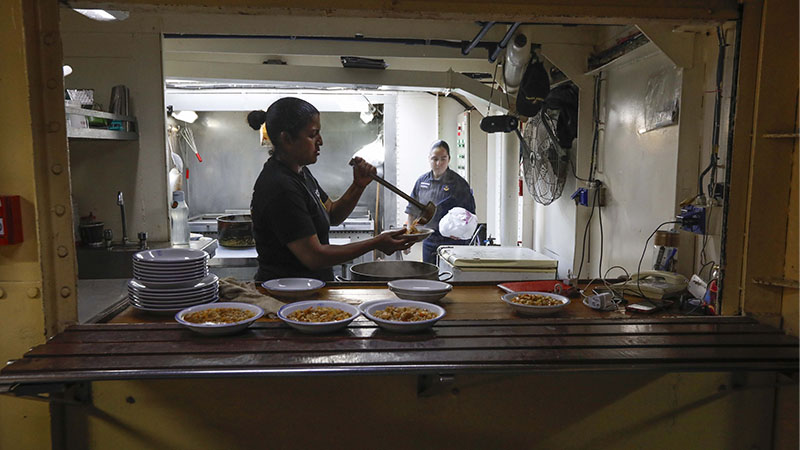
[520,108,569,205]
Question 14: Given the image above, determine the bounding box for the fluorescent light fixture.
[73,9,129,21]
[62,65,73,77]
[173,110,198,123]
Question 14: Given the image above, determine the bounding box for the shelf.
[65,106,138,141]
[65,107,136,123]
[67,128,138,140]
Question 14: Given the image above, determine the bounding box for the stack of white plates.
[387,279,453,303]
[128,248,217,314]
[127,274,219,314]
[132,248,209,283]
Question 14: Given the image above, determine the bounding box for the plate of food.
[361,299,445,333]
[175,302,264,335]
[277,300,360,334]
[500,291,570,317]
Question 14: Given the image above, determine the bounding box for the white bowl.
[387,279,452,293]
[500,291,570,317]
[262,278,325,299]
[404,226,435,243]
[277,300,360,334]
[362,299,445,333]
[174,302,263,335]
[389,287,450,303]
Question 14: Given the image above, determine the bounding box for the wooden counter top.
[2,284,797,390]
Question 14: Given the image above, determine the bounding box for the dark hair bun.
[246,110,267,130]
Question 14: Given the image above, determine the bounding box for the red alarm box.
[0,195,23,245]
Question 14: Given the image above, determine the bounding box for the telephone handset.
[612,270,688,299]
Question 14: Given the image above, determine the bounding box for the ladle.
[349,159,436,225]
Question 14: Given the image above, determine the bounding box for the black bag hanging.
[515,59,550,117]
[542,83,579,149]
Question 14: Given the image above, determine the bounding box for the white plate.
[130,274,210,288]
[261,278,325,299]
[128,289,218,303]
[404,226,435,243]
[133,266,208,274]
[500,291,570,316]
[389,287,449,303]
[128,274,218,292]
[131,299,217,315]
[133,248,208,263]
[362,299,445,333]
[175,302,264,336]
[277,300,359,334]
[130,295,218,309]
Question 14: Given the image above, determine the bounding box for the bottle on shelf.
[170,190,190,247]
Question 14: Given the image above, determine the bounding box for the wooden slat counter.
[1,284,797,388]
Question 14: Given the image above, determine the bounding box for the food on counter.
[510,293,562,306]
[373,306,437,322]
[183,307,256,324]
[287,306,352,322]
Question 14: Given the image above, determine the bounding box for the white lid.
[437,246,557,269]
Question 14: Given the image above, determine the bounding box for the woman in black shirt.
[248,97,414,282]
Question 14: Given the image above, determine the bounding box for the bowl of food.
[404,225,435,243]
[175,302,264,336]
[261,278,325,299]
[277,300,360,334]
[361,299,445,333]
[500,291,570,316]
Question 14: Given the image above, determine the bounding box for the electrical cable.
[486,62,500,117]
[634,220,681,298]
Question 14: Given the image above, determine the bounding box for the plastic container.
[170,191,190,247]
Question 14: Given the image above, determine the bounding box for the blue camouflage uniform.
[405,168,476,264]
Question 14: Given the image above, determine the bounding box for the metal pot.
[348,261,452,282]
[217,214,255,248]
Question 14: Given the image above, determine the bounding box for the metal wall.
[181,111,383,218]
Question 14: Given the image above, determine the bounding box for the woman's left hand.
[350,156,376,188]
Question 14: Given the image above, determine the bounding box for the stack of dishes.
[387,279,453,303]
[128,248,218,314]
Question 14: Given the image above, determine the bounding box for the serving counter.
[2,282,797,449]
[2,283,797,386]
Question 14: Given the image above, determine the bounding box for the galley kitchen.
[1,1,797,449]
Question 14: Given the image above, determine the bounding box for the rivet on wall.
[47,79,57,89]
[48,121,60,133]
[60,287,71,298]
[51,164,63,175]
[27,287,40,299]
[57,246,68,257]
[0,287,5,299]
[55,204,66,216]
[43,32,56,46]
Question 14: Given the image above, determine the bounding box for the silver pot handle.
[335,275,348,282]
[438,271,453,281]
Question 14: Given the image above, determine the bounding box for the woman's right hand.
[374,228,416,255]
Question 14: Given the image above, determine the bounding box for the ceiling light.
[173,111,198,123]
[73,9,129,21]
[62,65,73,77]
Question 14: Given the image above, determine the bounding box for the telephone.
[612,270,688,299]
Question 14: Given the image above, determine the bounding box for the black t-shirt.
[251,157,332,282]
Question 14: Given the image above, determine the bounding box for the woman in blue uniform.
[406,140,476,264]
[248,97,415,282]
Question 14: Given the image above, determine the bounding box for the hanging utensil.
[349,159,436,225]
